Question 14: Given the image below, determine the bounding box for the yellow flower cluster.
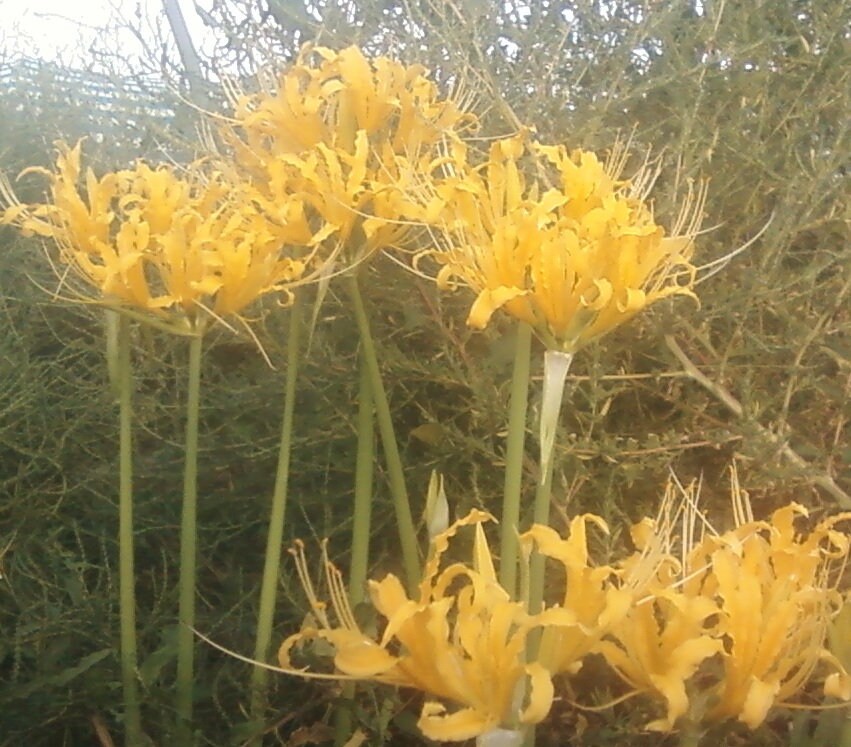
[279,473,851,741]
[602,473,851,732]
[1,47,477,332]
[281,511,560,741]
[1,142,312,332]
[2,45,700,351]
[280,512,617,742]
[224,45,477,260]
[6,44,809,743]
[416,134,704,352]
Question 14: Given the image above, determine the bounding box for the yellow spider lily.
[279,511,558,742]
[276,507,639,742]
[224,45,477,260]
[1,141,313,333]
[417,134,704,353]
[593,480,725,731]
[521,515,635,677]
[595,578,723,731]
[230,45,476,161]
[706,500,851,728]
[596,470,851,731]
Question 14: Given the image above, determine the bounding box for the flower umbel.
[596,469,851,732]
[418,135,705,353]
[224,45,477,261]
[595,480,724,731]
[279,511,556,742]
[1,141,312,332]
[706,501,851,727]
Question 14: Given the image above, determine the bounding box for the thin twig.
[665,335,851,509]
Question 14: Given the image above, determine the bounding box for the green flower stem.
[334,348,375,746]
[841,716,851,747]
[498,323,532,599]
[115,313,143,746]
[346,272,420,592]
[250,298,303,733]
[349,346,375,607]
[176,332,203,744]
[527,458,556,620]
[529,350,573,617]
[525,453,555,747]
[524,352,573,747]
[526,352,570,747]
[334,686,355,747]
[678,722,702,747]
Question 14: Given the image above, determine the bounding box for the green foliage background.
[0,1,849,745]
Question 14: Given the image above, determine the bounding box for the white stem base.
[476,728,525,747]
[539,349,574,483]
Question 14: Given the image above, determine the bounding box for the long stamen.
[730,463,753,527]
[0,173,22,209]
[289,540,330,628]
[627,149,662,203]
[604,135,630,182]
[321,540,360,632]
[671,178,708,239]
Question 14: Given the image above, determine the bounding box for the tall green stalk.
[524,350,572,747]
[176,332,204,744]
[528,350,573,617]
[334,348,376,746]
[115,312,143,746]
[498,323,532,599]
[249,299,303,734]
[348,346,375,607]
[527,462,556,619]
[524,442,557,747]
[346,272,420,591]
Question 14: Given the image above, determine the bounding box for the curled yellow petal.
[519,662,555,725]
[418,701,494,742]
[467,286,527,329]
[739,678,780,729]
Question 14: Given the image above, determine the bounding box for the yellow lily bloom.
[595,579,723,731]
[418,134,704,353]
[225,45,477,260]
[706,501,851,727]
[596,470,851,731]
[1,142,313,332]
[279,510,557,742]
[521,515,635,677]
[592,480,724,731]
[231,45,475,160]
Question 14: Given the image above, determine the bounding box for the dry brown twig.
[665,334,851,509]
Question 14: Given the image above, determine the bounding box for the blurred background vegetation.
[0,0,848,745]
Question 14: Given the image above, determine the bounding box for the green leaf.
[11,649,112,700]
[138,642,178,689]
